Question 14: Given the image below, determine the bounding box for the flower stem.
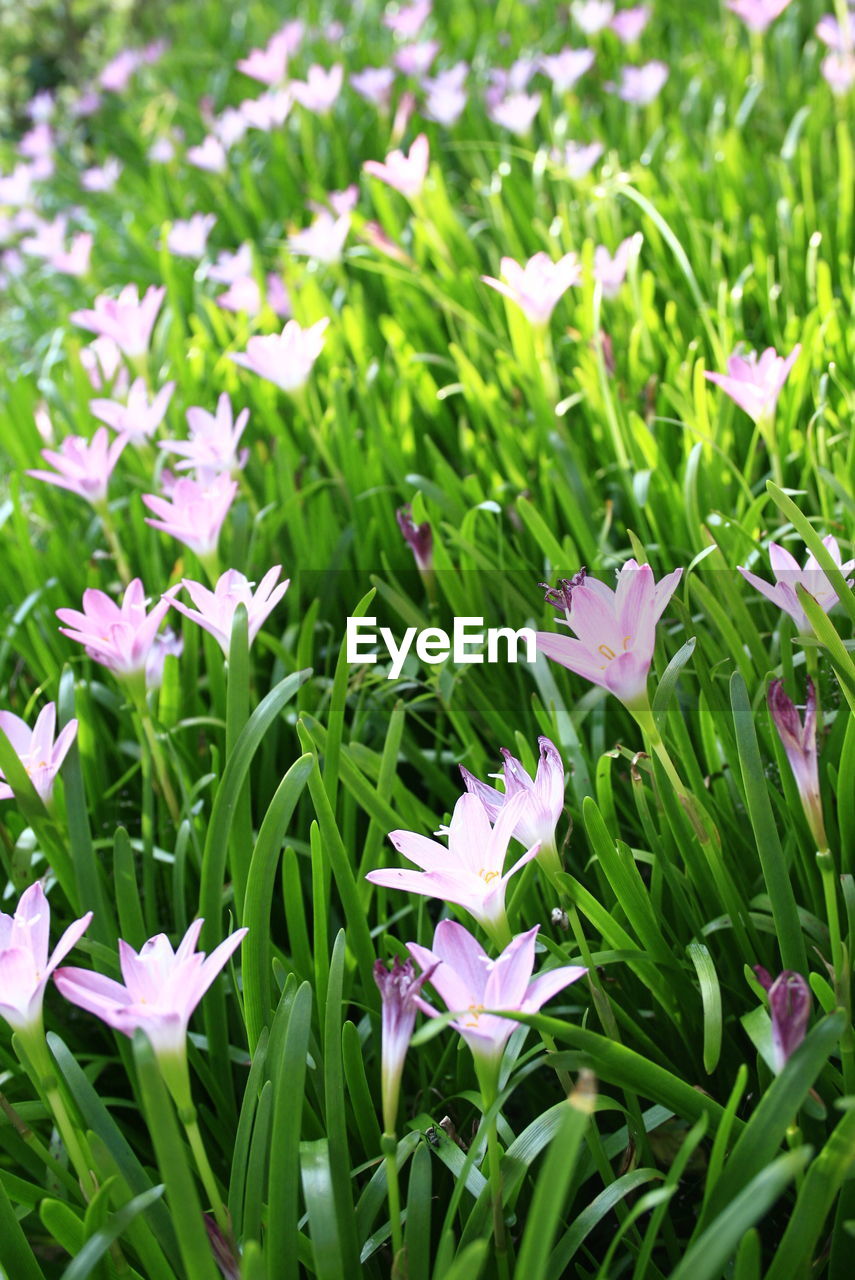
[818,849,855,1094]
[381,1132,406,1276]
[134,700,180,824]
[94,501,132,587]
[486,1114,510,1280]
[16,1029,96,1198]
[183,1110,232,1238]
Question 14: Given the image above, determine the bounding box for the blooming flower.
[738,537,855,635]
[71,284,165,358]
[80,336,128,393]
[291,65,344,113]
[394,40,440,78]
[572,1,615,34]
[536,561,683,713]
[351,67,397,108]
[237,31,291,85]
[143,475,238,562]
[384,0,432,38]
[207,243,253,285]
[0,884,91,1034]
[166,213,216,260]
[90,378,174,442]
[216,277,262,315]
[821,51,855,94]
[159,393,249,479]
[169,567,289,655]
[553,140,604,178]
[488,91,542,134]
[767,679,827,849]
[611,6,651,42]
[364,134,430,200]
[57,578,179,686]
[214,109,249,150]
[49,231,93,278]
[367,792,541,943]
[754,967,811,1072]
[407,920,586,1081]
[374,956,438,1133]
[594,234,642,298]
[704,345,800,425]
[482,252,582,328]
[423,63,468,125]
[287,211,350,264]
[186,135,228,173]
[612,61,668,104]
[146,630,183,691]
[239,90,292,132]
[460,737,565,872]
[54,918,247,1060]
[27,428,128,507]
[540,48,595,92]
[99,49,143,93]
[81,159,122,193]
[149,135,177,164]
[230,317,329,393]
[726,0,793,33]
[0,704,78,806]
[397,505,433,573]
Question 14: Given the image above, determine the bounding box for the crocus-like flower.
[394,40,440,78]
[482,252,582,328]
[208,243,253,285]
[81,159,122,192]
[0,705,78,806]
[594,234,642,298]
[613,61,668,104]
[49,231,93,278]
[367,792,541,943]
[213,108,249,150]
[71,284,165,358]
[540,48,595,92]
[351,67,397,108]
[230,317,329,393]
[611,6,651,42]
[738,536,855,636]
[423,63,468,125]
[237,31,291,85]
[572,0,615,33]
[821,51,855,95]
[169,567,289,655]
[291,64,344,113]
[57,578,179,687]
[54,918,247,1061]
[704,345,800,425]
[384,0,432,38]
[166,213,216,260]
[726,0,793,32]
[553,140,604,178]
[27,428,128,507]
[0,884,91,1034]
[374,956,437,1133]
[488,91,542,134]
[767,679,827,849]
[364,134,429,200]
[159,393,249,478]
[90,378,175,442]
[287,211,350,264]
[187,135,228,173]
[396,504,432,573]
[536,561,683,713]
[754,967,811,1072]
[149,135,177,164]
[80,336,128,393]
[239,89,292,132]
[460,737,565,872]
[266,274,292,318]
[146,630,183,691]
[408,921,586,1083]
[99,49,142,93]
[143,475,238,562]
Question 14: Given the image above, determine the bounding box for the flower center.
[478,869,500,884]
[598,636,632,665]
[463,1003,486,1027]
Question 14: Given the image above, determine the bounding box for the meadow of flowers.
[0,0,853,1276]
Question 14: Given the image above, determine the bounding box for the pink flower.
[738,536,855,635]
[57,578,179,685]
[394,40,440,78]
[0,705,78,806]
[705,345,800,424]
[540,48,595,92]
[208,243,253,285]
[21,214,68,260]
[90,378,175,442]
[0,884,91,1034]
[816,15,851,51]
[460,737,565,867]
[81,159,122,192]
[239,90,292,132]
[99,49,143,93]
[27,427,128,506]
[54,919,247,1060]
[265,274,292,317]
[726,0,793,33]
[366,792,542,943]
[146,630,183,691]
[143,475,238,561]
[423,63,468,124]
[553,140,604,178]
[536,561,683,712]
[19,123,54,160]
[186,135,227,174]
[610,6,651,43]
[148,136,177,164]
[159,392,249,478]
[287,211,350,264]
[291,65,344,113]
[571,0,615,34]
[408,920,586,1077]
[488,91,542,134]
[396,504,432,573]
[754,967,811,1072]
[594,234,642,298]
[71,284,165,358]
[216,276,262,315]
[374,955,437,1133]
[482,252,582,328]
[237,31,291,86]
[351,67,397,108]
[613,61,668,104]
[48,231,93,278]
[80,336,128,393]
[230,317,329,393]
[384,0,432,38]
[170,567,290,655]
[821,52,855,95]
[214,108,249,150]
[27,90,55,123]
[364,134,430,200]
[166,213,216,260]
[767,679,827,849]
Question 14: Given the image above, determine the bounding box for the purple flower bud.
[767,679,827,850]
[396,505,433,574]
[754,967,812,1072]
[373,956,436,1133]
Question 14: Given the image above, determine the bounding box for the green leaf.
[687,942,723,1073]
[514,1091,593,1280]
[60,1186,165,1280]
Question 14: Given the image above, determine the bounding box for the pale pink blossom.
[553,140,604,178]
[291,65,344,113]
[19,123,54,160]
[26,90,55,123]
[166,213,216,260]
[70,88,102,119]
[71,284,165,358]
[816,14,851,50]
[99,49,143,93]
[208,242,253,284]
[423,63,468,124]
[374,955,437,1133]
[55,919,247,1060]
[364,134,430,199]
[266,274,292,317]
[20,214,67,260]
[408,920,586,1076]
[821,52,855,94]
[187,135,227,174]
[394,40,440,78]
[146,630,183,691]
[460,737,565,865]
[536,562,683,712]
[726,0,793,33]
[487,59,538,104]
[57,578,179,683]
[488,91,542,134]
[80,336,127,392]
[239,90,292,132]
[738,537,855,636]
[0,884,91,1033]
[143,474,238,560]
[612,61,668,104]
[81,159,122,192]
[49,231,93,278]
[169,566,289,655]
[384,0,432,38]
[0,706,78,806]
[704,344,801,424]
[216,277,262,315]
[213,108,249,150]
[325,186,360,216]
[351,67,397,108]
[90,378,174,442]
[571,0,615,34]
[0,164,34,207]
[28,428,128,506]
[149,136,177,164]
[159,392,249,478]
[594,233,642,298]
[237,31,291,86]
[482,252,581,327]
[288,211,350,264]
[540,48,595,92]
[230,317,329,393]
[610,6,651,42]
